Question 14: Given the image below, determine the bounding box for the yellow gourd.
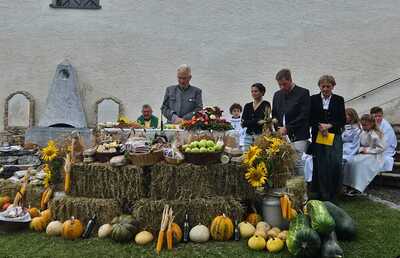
[266,237,284,253]
[248,234,266,250]
[135,231,154,245]
[238,222,256,239]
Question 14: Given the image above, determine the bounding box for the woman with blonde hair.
[342,108,361,162]
[343,114,385,195]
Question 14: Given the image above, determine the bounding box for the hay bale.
[50,196,122,227]
[131,197,245,233]
[150,163,255,200]
[69,163,149,202]
[0,180,43,208]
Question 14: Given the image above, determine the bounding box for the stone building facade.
[1,0,400,134]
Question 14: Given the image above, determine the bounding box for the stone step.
[372,172,400,188]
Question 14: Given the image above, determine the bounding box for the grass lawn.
[0,197,399,258]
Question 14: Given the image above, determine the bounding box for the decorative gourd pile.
[286,200,356,258]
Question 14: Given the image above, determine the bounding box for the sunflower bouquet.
[243,134,296,189]
[40,140,63,188]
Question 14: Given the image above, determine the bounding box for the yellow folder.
[316,131,335,146]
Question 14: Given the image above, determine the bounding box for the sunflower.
[41,141,59,162]
[245,162,268,188]
[243,145,262,166]
[43,164,52,188]
[265,136,284,157]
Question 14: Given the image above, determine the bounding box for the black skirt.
[310,135,343,201]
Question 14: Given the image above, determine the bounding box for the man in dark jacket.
[161,64,203,123]
[272,69,311,175]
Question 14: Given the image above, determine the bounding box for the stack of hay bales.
[48,162,253,229]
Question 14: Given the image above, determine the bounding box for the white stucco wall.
[1,0,400,128]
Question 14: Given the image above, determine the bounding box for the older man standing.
[272,69,311,176]
[161,65,203,123]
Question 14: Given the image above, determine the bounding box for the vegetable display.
[286,214,321,258]
[306,200,335,235]
[321,231,344,258]
[210,214,234,241]
[324,201,356,240]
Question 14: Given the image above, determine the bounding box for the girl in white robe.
[343,114,385,194]
[342,108,361,162]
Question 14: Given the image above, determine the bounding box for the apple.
[182,144,189,149]
[198,140,208,148]
[207,147,215,152]
[200,147,208,153]
[185,148,192,153]
[191,147,200,153]
[190,142,199,148]
[215,144,223,152]
[206,140,215,148]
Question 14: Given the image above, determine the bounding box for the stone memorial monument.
[25,61,93,147]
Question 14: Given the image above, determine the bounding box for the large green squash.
[321,231,344,258]
[324,201,356,240]
[307,200,335,235]
[286,214,321,258]
[111,223,137,243]
[110,214,140,243]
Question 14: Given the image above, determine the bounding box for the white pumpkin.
[46,221,63,236]
[135,231,154,245]
[239,222,256,238]
[256,221,271,232]
[98,224,113,238]
[189,224,210,243]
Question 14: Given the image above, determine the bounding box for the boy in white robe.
[370,107,397,171]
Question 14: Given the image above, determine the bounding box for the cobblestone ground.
[366,185,400,206]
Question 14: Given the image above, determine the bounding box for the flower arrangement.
[181,106,233,131]
[243,135,296,189]
[40,140,64,188]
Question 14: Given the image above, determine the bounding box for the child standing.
[229,103,245,151]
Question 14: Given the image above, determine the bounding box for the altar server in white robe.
[370,106,397,171]
[343,114,385,194]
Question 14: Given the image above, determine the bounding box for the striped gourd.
[210,214,234,241]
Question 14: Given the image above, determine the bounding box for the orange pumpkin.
[41,209,52,223]
[28,207,41,218]
[246,212,262,226]
[62,217,84,240]
[210,214,234,241]
[30,217,47,232]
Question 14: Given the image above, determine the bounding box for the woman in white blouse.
[343,114,385,195]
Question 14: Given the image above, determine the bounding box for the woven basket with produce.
[181,139,224,165]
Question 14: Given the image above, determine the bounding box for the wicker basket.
[164,157,184,165]
[127,150,164,167]
[184,151,223,165]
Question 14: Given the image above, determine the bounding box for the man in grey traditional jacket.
[161,64,203,123]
